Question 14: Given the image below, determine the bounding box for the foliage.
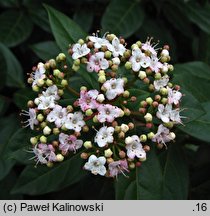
[0,0,210,200]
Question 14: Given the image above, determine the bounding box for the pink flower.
[108,160,129,177]
[149,55,162,73]
[97,104,122,123]
[152,124,175,145]
[141,38,158,56]
[78,90,99,111]
[87,52,109,72]
[59,133,83,153]
[167,87,182,105]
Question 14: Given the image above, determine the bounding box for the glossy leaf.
[31,41,61,61]
[0,10,33,47]
[0,43,24,88]
[44,4,87,54]
[12,153,86,195]
[101,0,144,38]
[0,95,9,116]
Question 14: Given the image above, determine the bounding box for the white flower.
[154,75,169,91]
[21,108,38,130]
[129,47,150,72]
[102,78,124,100]
[156,104,183,124]
[141,38,158,56]
[149,55,162,73]
[125,135,146,159]
[167,87,182,105]
[32,62,46,86]
[65,112,85,132]
[94,126,114,147]
[59,133,83,153]
[87,52,109,72]
[37,95,56,110]
[152,124,175,144]
[97,104,122,123]
[88,35,110,49]
[47,105,67,128]
[84,155,106,176]
[72,43,90,59]
[43,85,60,100]
[107,37,126,57]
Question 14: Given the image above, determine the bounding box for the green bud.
[53,128,60,135]
[147,132,155,140]
[160,87,168,95]
[46,79,53,86]
[40,135,47,143]
[136,41,142,47]
[146,97,153,105]
[61,79,68,87]
[43,126,51,135]
[161,97,168,104]
[138,71,146,79]
[49,59,56,68]
[104,149,113,158]
[32,85,39,92]
[144,113,153,122]
[78,39,84,45]
[105,51,112,59]
[56,154,64,162]
[123,90,130,98]
[30,137,38,145]
[72,64,80,72]
[154,72,162,80]
[37,114,44,122]
[74,59,80,66]
[93,115,99,123]
[125,61,132,70]
[140,134,147,142]
[53,69,60,77]
[85,109,93,116]
[98,75,106,83]
[84,141,93,149]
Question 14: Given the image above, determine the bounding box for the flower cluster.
[22,33,183,178]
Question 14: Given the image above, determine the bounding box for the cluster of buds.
[22,33,183,178]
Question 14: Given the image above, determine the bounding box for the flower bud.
[125,61,132,70]
[53,69,60,77]
[72,64,80,72]
[37,79,45,87]
[131,44,138,50]
[66,105,73,113]
[53,128,60,135]
[138,71,147,79]
[98,75,106,83]
[139,157,146,162]
[140,100,147,108]
[32,85,39,92]
[168,64,174,71]
[58,89,64,96]
[146,97,153,105]
[40,135,47,143]
[61,79,68,87]
[124,108,131,116]
[82,125,89,132]
[93,115,99,123]
[157,143,164,149]
[147,132,155,139]
[152,101,159,108]
[114,126,121,133]
[104,149,113,158]
[123,90,130,98]
[30,137,38,145]
[61,125,68,131]
[56,154,64,162]
[106,158,114,164]
[37,114,44,122]
[155,94,161,101]
[143,145,150,152]
[84,141,93,149]
[43,126,52,135]
[163,122,174,128]
[34,98,40,105]
[49,59,56,68]
[129,162,135,169]
[161,97,168,104]
[85,109,93,116]
[118,131,125,139]
[149,84,155,92]
[125,136,133,145]
[46,79,53,86]
[120,124,129,133]
[140,134,147,142]
[119,110,125,117]
[27,77,33,84]
[154,72,161,80]
[112,57,120,65]
[96,94,105,103]
[161,49,169,57]
[74,59,80,66]
[40,121,47,129]
[144,113,153,122]
[80,86,87,91]
[122,77,128,84]
[161,65,168,73]
[160,87,168,95]
[81,152,89,159]
[57,53,66,61]
[27,100,34,108]
[105,51,112,59]
[111,64,118,71]
[119,150,126,159]
[123,50,131,58]
[169,132,176,140]
[146,122,153,128]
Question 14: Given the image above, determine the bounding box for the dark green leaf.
[12,153,86,195]
[0,43,25,88]
[101,0,144,38]
[31,41,61,61]
[179,102,210,143]
[73,9,93,32]
[44,4,87,54]
[0,0,20,8]
[0,114,19,180]
[0,10,33,47]
[0,95,10,116]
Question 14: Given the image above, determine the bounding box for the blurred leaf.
[44,4,87,55]
[0,95,10,116]
[0,0,20,8]
[24,0,51,33]
[101,0,144,38]
[31,41,61,61]
[12,153,86,195]
[179,102,210,143]
[0,171,23,199]
[0,114,19,180]
[173,61,210,102]
[73,9,93,32]
[0,10,33,47]
[115,145,189,199]
[13,88,36,110]
[0,43,25,88]
[183,2,210,34]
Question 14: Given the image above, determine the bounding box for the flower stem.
[67,86,80,96]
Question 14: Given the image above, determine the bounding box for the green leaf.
[0,114,19,180]
[12,153,86,195]
[0,0,20,8]
[31,41,61,61]
[0,10,33,47]
[183,3,210,34]
[0,43,25,88]
[44,4,87,55]
[179,102,210,143]
[173,61,210,102]
[13,88,36,110]
[73,9,93,32]
[0,95,10,116]
[115,145,189,199]
[101,0,144,38]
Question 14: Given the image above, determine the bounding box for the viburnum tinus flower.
[23,32,184,179]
